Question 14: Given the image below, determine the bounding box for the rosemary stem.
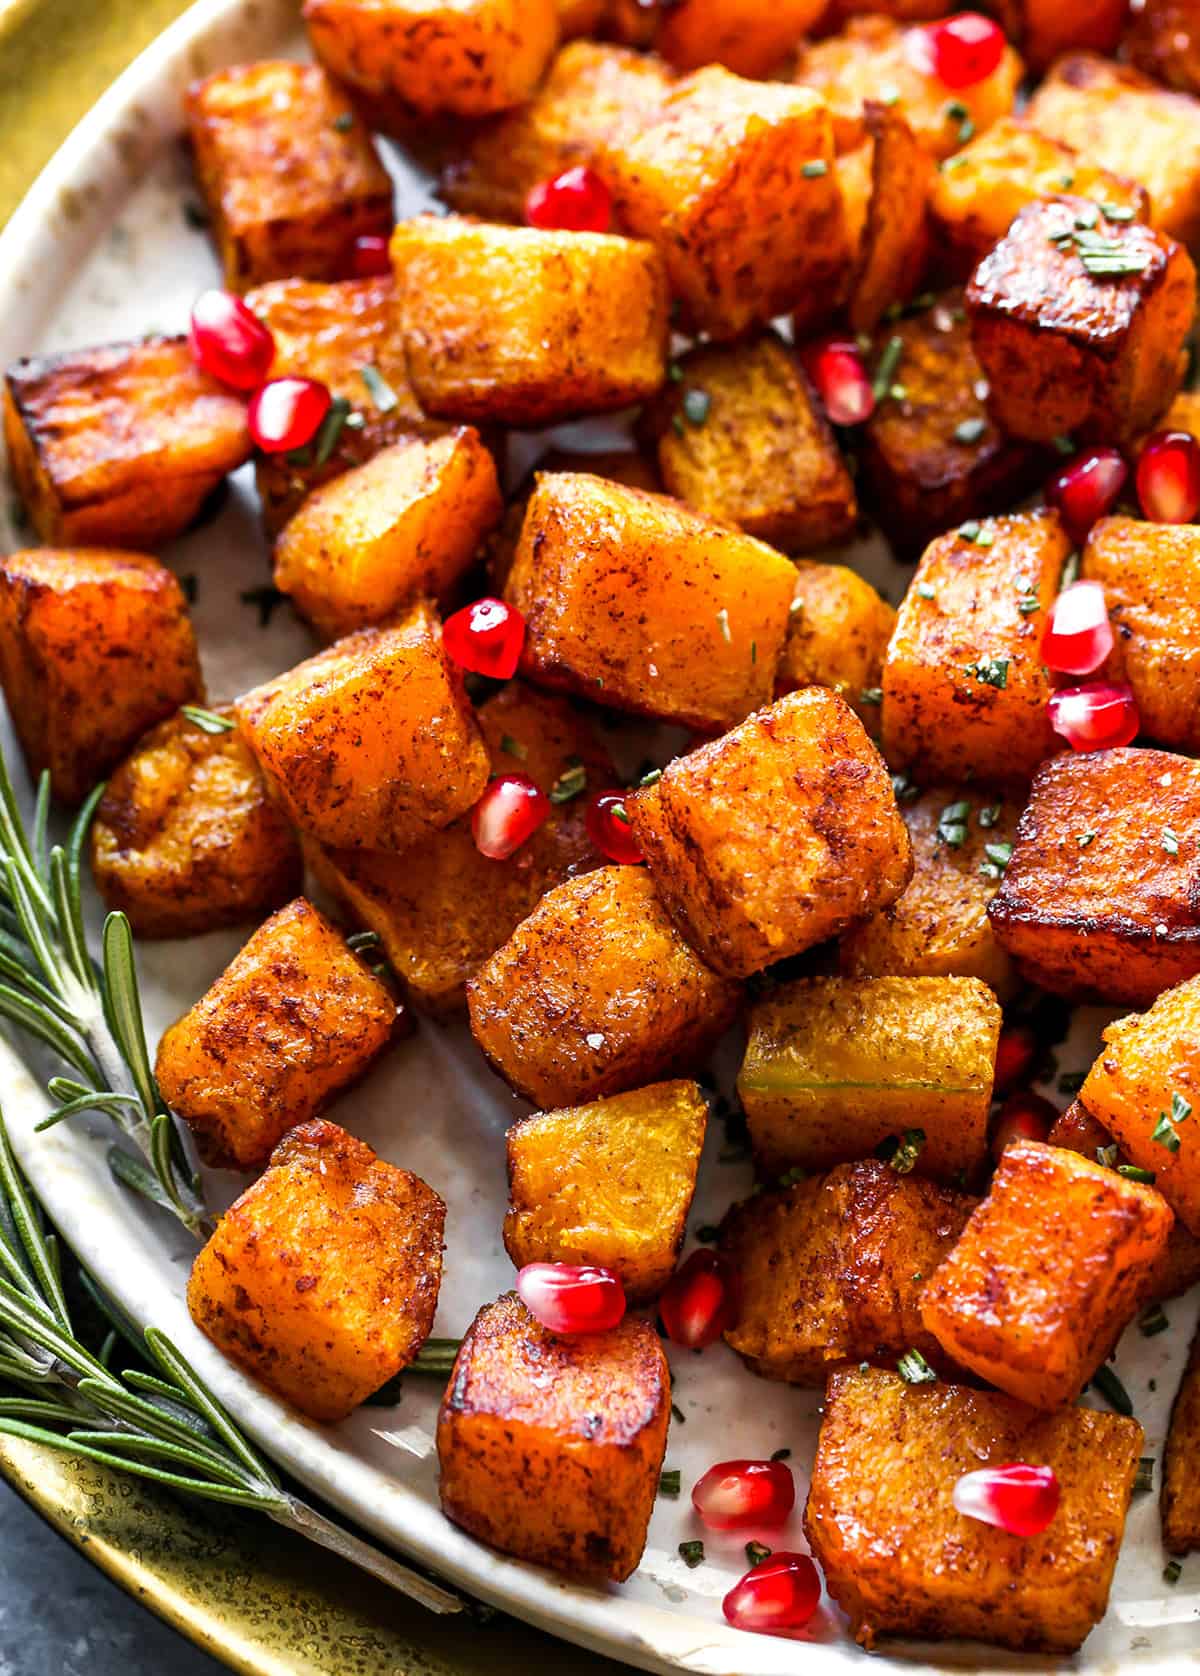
[277,1495,463,1616]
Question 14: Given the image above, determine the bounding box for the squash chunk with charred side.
[236,599,489,853]
[90,706,302,939]
[467,866,742,1110]
[188,1119,443,1422]
[967,198,1195,445]
[777,563,895,729]
[437,1293,669,1582]
[0,549,202,806]
[3,337,251,549]
[921,1140,1174,1410]
[804,1365,1143,1654]
[599,68,845,341]
[504,1080,707,1303]
[505,472,796,733]
[738,975,998,1183]
[627,689,911,979]
[721,1162,975,1385]
[987,748,1200,1006]
[1163,1324,1200,1554]
[156,898,399,1170]
[637,332,856,553]
[881,512,1070,789]
[655,0,826,76]
[838,101,934,334]
[185,62,394,290]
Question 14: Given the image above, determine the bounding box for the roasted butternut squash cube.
[390,216,668,427]
[987,748,1200,1006]
[738,975,999,1182]
[804,1365,1143,1654]
[840,100,934,334]
[0,549,202,805]
[628,689,911,978]
[90,706,302,939]
[505,472,795,733]
[236,600,488,852]
[3,336,251,549]
[921,1140,1174,1409]
[467,865,742,1109]
[777,563,895,729]
[156,898,399,1170]
[881,512,1071,789]
[437,1292,668,1581]
[967,197,1195,445]
[504,1080,707,1302]
[655,0,826,76]
[273,431,502,639]
[599,67,846,341]
[1127,1,1200,98]
[307,682,615,1015]
[840,787,1020,994]
[637,333,857,553]
[1163,1323,1200,1554]
[1081,975,1200,1237]
[721,1162,974,1385]
[1027,54,1200,249]
[187,1119,443,1422]
[185,61,393,290]
[860,292,1047,559]
[303,0,559,119]
[989,0,1128,73]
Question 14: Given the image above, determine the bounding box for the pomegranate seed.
[659,1249,739,1349]
[1041,580,1114,678]
[516,1262,625,1335]
[991,1092,1056,1163]
[800,337,875,427]
[1048,681,1140,752]
[692,1460,796,1532]
[442,597,525,679]
[351,233,392,277]
[722,1553,821,1636]
[188,289,275,391]
[471,774,549,861]
[1045,447,1127,544]
[248,377,331,454]
[953,1463,1060,1537]
[922,12,1006,89]
[994,1024,1037,1095]
[525,165,611,233]
[1137,430,1200,524]
[586,792,643,864]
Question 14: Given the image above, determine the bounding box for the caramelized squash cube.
[987,748,1200,1006]
[505,472,796,732]
[804,1365,1143,1654]
[628,688,912,978]
[467,866,742,1109]
[721,1162,974,1384]
[504,1080,707,1302]
[187,1118,443,1422]
[967,197,1195,445]
[1163,1323,1200,1554]
[1127,1,1200,99]
[0,549,202,805]
[777,562,895,729]
[437,1293,668,1581]
[738,975,999,1182]
[656,0,826,76]
[921,1140,1174,1409]
[881,511,1071,789]
[236,600,488,852]
[839,101,934,334]
[3,336,251,549]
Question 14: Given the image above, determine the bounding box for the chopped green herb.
[239,584,287,627]
[360,363,399,412]
[1052,434,1075,456]
[879,85,901,106]
[638,767,663,788]
[1139,1303,1170,1338]
[1075,203,1100,231]
[671,414,685,438]
[668,361,684,383]
[975,527,995,548]
[1096,1144,1120,1169]
[770,1447,791,1462]
[745,1541,773,1567]
[897,1348,938,1385]
[945,100,974,142]
[671,1401,686,1424]
[977,804,1000,828]
[954,417,986,445]
[1077,829,1097,848]
[695,1224,720,1244]
[499,734,528,761]
[889,1127,926,1175]
[801,159,828,178]
[312,395,352,467]
[777,1165,806,1189]
[917,583,936,601]
[1058,1070,1086,1095]
[1102,203,1136,223]
[983,841,1013,871]
[938,799,970,848]
[1060,551,1081,588]
[683,387,711,426]
[549,758,587,804]
[891,772,921,804]
[182,199,211,230]
[179,572,198,604]
[872,335,904,402]
[958,519,981,541]
[180,705,234,735]
[889,382,908,401]
[1163,827,1180,856]
[679,1539,705,1568]
[1152,1092,1191,1153]
[1090,1363,1133,1416]
[659,1469,681,1498]
[716,607,731,643]
[964,656,1010,690]
[1117,1164,1156,1184]
[1134,1457,1155,1493]
[751,641,757,665]
[1164,1559,1183,1585]
[859,687,883,706]
[331,111,355,132]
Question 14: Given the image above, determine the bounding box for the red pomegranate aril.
[991,1092,1056,1163]
[471,774,550,861]
[993,1023,1038,1095]
[1046,447,1127,544]
[1137,430,1200,524]
[658,1249,739,1349]
[692,1459,796,1532]
[586,793,644,865]
[923,12,1006,89]
[800,337,875,427]
[525,165,611,233]
[351,233,392,277]
[516,1262,626,1335]
[442,597,526,679]
[952,1463,1060,1537]
[1041,580,1114,678]
[722,1553,821,1636]
[188,289,275,391]
[248,377,332,454]
[1048,681,1140,752]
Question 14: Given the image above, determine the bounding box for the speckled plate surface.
[0,3,1197,1673]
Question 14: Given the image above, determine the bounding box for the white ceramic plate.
[0,3,1197,1670]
